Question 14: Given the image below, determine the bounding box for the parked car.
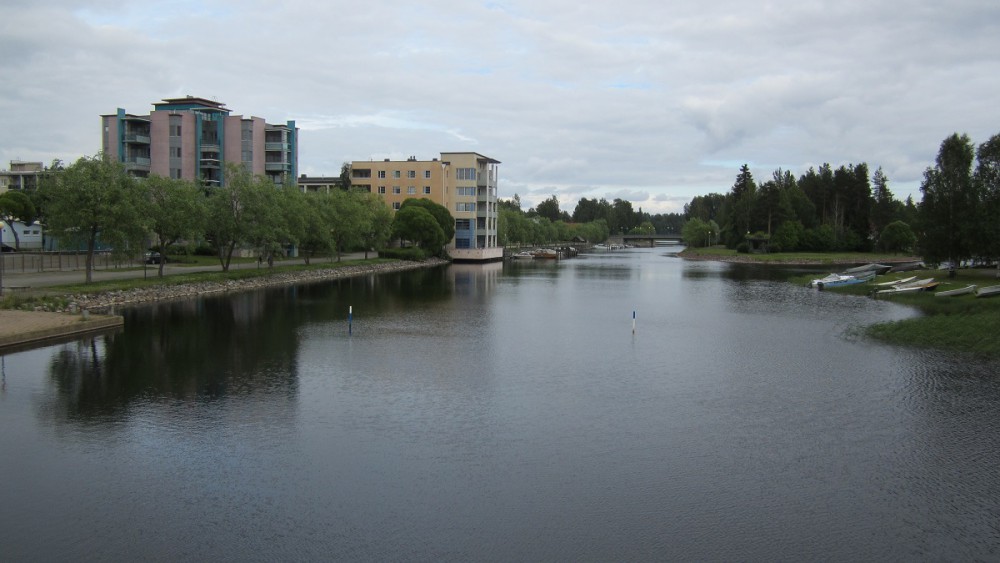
[145,251,167,264]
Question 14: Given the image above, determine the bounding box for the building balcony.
[265,142,289,151]
[124,134,150,144]
[265,162,290,171]
[201,142,220,151]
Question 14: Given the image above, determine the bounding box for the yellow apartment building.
[345,152,502,262]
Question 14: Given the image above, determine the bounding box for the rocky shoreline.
[64,258,449,314]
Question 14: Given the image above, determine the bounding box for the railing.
[265,142,289,151]
[265,162,289,171]
[124,134,151,144]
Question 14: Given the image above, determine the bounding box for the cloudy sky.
[2,0,999,214]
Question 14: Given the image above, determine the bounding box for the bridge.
[609,234,684,247]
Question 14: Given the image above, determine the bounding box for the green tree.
[770,220,804,252]
[358,192,394,259]
[919,133,976,266]
[535,195,561,222]
[870,167,896,238]
[327,189,366,261]
[399,198,455,244]
[295,192,334,264]
[40,153,149,283]
[206,164,284,271]
[877,221,917,254]
[0,191,37,250]
[392,206,446,252]
[973,133,1000,266]
[720,164,757,247]
[682,217,713,248]
[145,175,207,277]
[629,221,655,235]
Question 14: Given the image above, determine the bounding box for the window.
[170,125,182,137]
[455,219,471,230]
[392,170,400,179]
[392,186,401,194]
[423,186,431,195]
[393,202,401,210]
[457,168,476,180]
[377,170,386,179]
[455,238,471,249]
[457,187,476,196]
[424,170,431,179]
[378,186,386,194]
[407,186,416,194]
[456,202,476,212]
[407,170,416,178]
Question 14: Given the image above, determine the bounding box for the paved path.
[1,253,371,290]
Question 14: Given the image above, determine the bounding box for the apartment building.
[102,96,298,186]
[344,152,502,261]
[0,160,44,193]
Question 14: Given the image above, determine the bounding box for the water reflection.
[4,250,1000,561]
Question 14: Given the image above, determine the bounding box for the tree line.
[13,154,459,283]
[682,131,1000,266]
[498,193,685,246]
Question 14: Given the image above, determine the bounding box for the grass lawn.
[793,267,1000,356]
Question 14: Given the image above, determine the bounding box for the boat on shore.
[875,278,938,296]
[844,263,893,275]
[817,271,876,289]
[936,284,977,297]
[888,261,926,273]
[874,275,916,287]
[976,285,1000,298]
[810,273,850,288]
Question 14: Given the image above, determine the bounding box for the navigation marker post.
[632,310,636,334]
[349,305,353,335]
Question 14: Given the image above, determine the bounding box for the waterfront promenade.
[0,252,368,351]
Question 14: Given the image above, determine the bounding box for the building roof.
[153,95,230,113]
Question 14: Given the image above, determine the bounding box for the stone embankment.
[66,258,448,313]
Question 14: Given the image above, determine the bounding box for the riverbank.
[677,246,923,265]
[2,257,449,315]
[679,248,1000,356]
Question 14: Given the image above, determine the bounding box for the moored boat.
[534,249,559,259]
[511,251,535,260]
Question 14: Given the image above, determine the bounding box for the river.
[2,247,998,561]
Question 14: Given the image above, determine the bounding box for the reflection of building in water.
[449,262,502,298]
[336,152,502,262]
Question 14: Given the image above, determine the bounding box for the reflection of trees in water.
[41,266,456,422]
[44,291,301,422]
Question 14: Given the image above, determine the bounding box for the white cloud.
[3,0,1000,214]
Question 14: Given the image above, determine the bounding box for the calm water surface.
[2,248,999,561]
